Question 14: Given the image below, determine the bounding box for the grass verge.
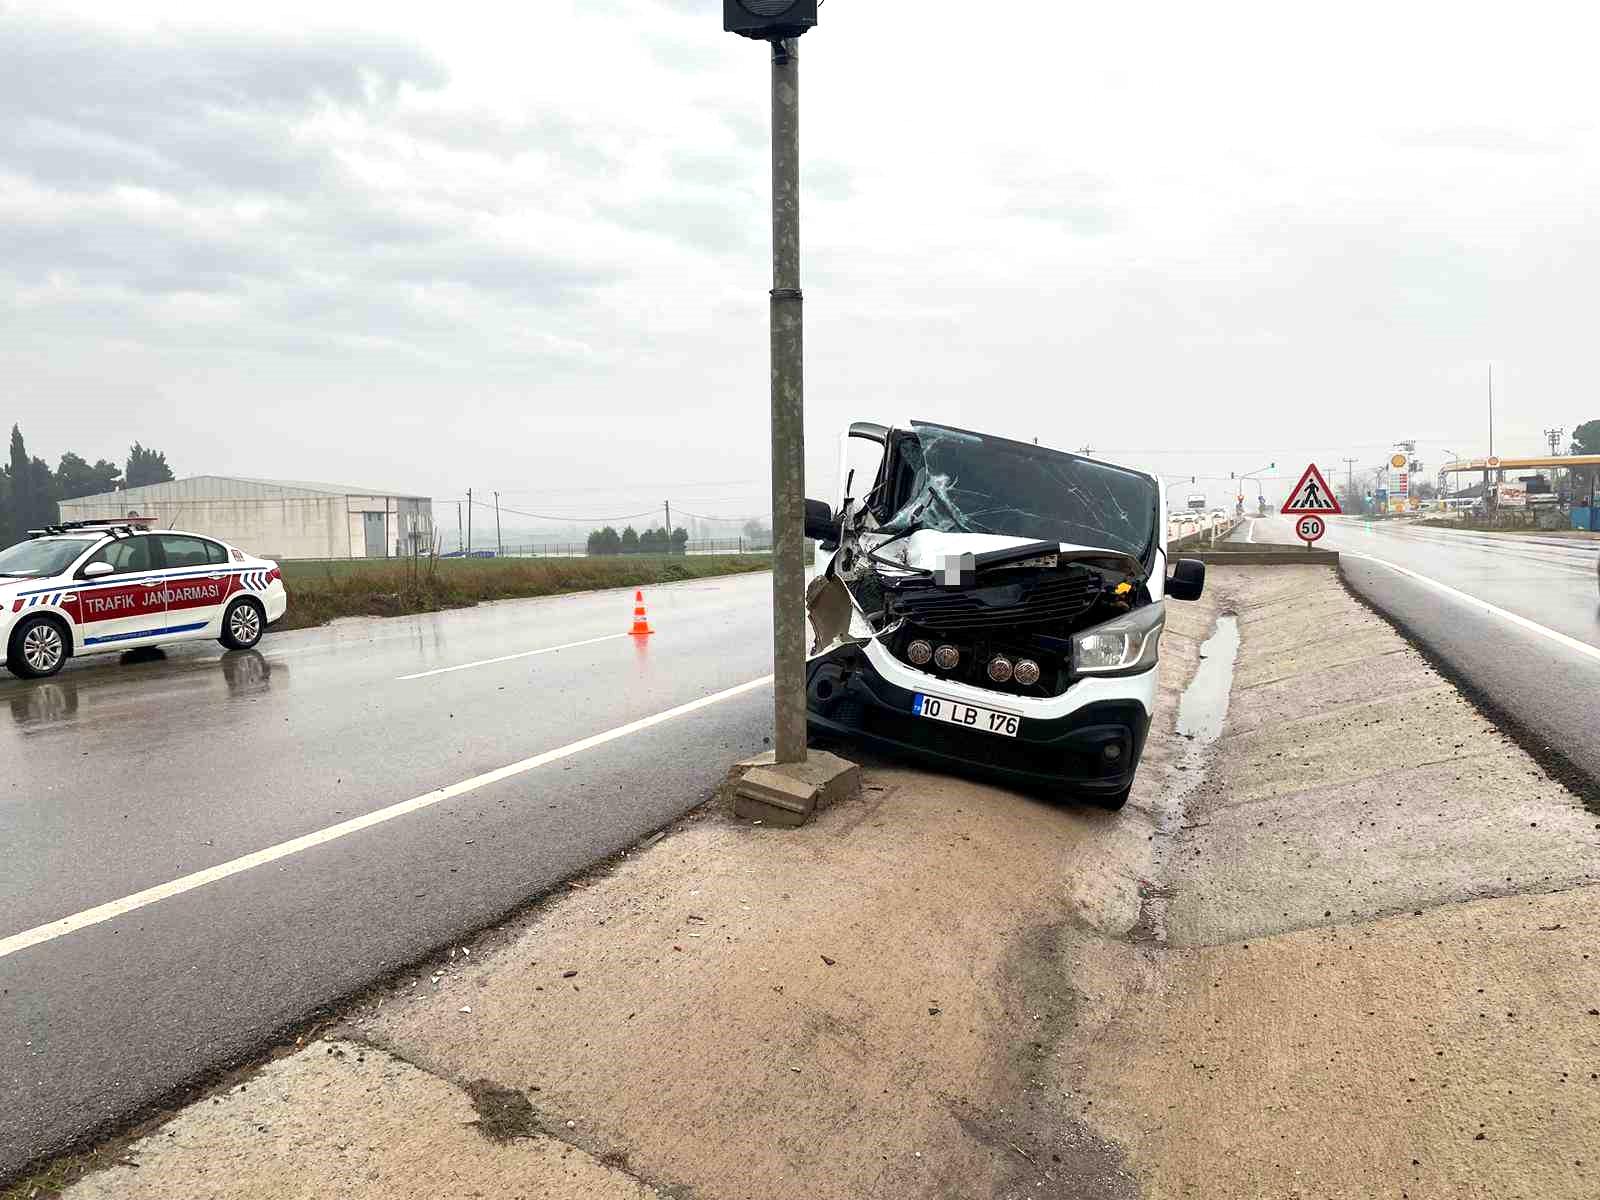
[274,554,771,631]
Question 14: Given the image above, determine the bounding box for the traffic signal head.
[724,0,818,39]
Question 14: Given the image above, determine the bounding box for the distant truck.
[1186,494,1207,513]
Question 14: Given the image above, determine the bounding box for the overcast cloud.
[3,0,1598,525]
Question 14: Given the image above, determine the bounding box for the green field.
[274,554,771,631]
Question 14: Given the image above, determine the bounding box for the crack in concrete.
[1168,878,1600,949]
[344,1031,691,1197]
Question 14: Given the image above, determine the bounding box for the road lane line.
[398,633,629,680]
[1343,552,1600,664]
[1246,519,1255,543]
[0,673,774,961]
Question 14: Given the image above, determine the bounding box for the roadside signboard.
[1498,484,1527,508]
[1487,455,1502,469]
[1281,463,1342,515]
[1295,514,1326,544]
[1390,453,1408,470]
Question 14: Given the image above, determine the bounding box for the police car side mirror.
[82,562,114,579]
[1167,558,1205,602]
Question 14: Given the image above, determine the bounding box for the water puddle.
[1176,615,1240,744]
[1132,612,1241,946]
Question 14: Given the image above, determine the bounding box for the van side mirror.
[1167,557,1205,602]
[82,561,114,579]
[804,498,838,549]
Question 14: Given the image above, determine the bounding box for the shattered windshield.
[879,423,1158,561]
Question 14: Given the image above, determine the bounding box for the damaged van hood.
[808,422,1164,667]
[862,529,1148,579]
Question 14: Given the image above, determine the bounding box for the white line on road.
[1245,518,1255,543]
[398,633,629,680]
[0,673,774,962]
[1343,552,1600,665]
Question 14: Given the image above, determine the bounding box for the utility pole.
[456,501,464,555]
[724,0,857,824]
[466,488,473,556]
[664,499,672,540]
[1487,365,1495,512]
[1343,458,1358,511]
[493,491,503,557]
[1544,427,1565,502]
[764,32,808,765]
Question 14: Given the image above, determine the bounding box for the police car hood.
[865,529,1148,578]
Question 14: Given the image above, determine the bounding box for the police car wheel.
[9,615,69,679]
[220,599,265,651]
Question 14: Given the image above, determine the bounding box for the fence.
[441,537,772,560]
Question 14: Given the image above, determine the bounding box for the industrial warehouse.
[57,476,435,561]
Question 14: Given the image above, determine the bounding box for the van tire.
[220,598,265,651]
[1088,785,1132,811]
[8,614,71,679]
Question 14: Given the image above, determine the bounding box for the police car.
[0,520,287,679]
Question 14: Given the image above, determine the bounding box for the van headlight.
[1071,602,1165,675]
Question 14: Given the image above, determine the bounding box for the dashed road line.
[398,633,629,680]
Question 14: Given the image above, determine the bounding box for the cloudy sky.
[3,0,1596,526]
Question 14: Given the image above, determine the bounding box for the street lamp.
[722,0,857,828]
[1236,462,1275,514]
[721,0,819,767]
[723,0,817,39]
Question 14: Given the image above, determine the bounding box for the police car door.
[152,534,230,640]
[75,534,165,650]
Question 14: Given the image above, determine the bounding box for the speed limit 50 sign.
[1296,514,1326,544]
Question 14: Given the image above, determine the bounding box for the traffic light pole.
[769,36,807,765]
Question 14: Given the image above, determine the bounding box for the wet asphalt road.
[1244,514,1600,791]
[0,572,777,1176]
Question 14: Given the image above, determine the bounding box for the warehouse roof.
[58,475,431,504]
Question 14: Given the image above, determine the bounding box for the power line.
[468,498,660,524]
[673,509,757,523]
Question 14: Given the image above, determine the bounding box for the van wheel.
[220,598,265,651]
[1088,785,1132,811]
[8,615,70,678]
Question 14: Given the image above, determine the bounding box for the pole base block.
[726,749,861,828]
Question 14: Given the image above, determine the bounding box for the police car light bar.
[27,517,156,539]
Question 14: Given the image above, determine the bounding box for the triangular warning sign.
[1280,463,1342,515]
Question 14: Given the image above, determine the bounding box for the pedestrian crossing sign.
[1281,463,1342,515]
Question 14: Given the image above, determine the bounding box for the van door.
[75,535,165,651]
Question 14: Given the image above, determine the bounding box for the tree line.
[586,525,690,555]
[0,424,175,546]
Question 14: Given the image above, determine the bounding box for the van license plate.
[913,694,1020,738]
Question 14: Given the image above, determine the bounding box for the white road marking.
[398,633,629,680]
[1245,519,1255,544]
[1342,552,1600,665]
[0,673,774,961]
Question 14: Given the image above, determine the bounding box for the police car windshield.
[0,537,95,578]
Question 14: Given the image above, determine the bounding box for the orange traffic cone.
[630,589,654,636]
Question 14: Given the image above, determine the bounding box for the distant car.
[0,521,286,679]
[1211,508,1228,520]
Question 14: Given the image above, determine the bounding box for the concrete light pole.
[768,34,807,764]
[723,0,858,826]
